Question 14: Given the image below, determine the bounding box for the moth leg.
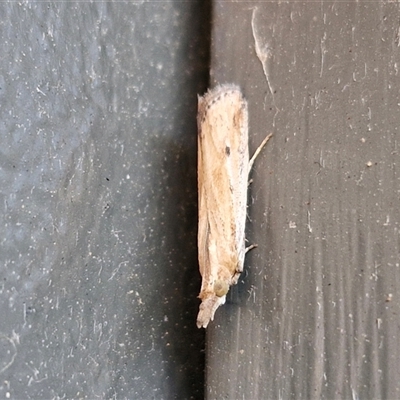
[245,244,258,253]
[232,244,258,284]
[248,133,273,174]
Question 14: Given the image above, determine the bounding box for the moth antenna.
[248,133,273,174]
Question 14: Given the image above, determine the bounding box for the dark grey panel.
[206,2,400,399]
[0,2,210,399]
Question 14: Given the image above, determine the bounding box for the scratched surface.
[205,2,400,399]
[0,3,209,398]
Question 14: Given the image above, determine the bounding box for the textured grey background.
[0,2,210,399]
[206,2,400,400]
[2,1,400,399]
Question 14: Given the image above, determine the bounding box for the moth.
[197,84,272,328]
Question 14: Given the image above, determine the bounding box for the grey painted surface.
[205,2,400,399]
[0,2,210,399]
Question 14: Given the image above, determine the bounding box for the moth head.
[214,280,229,297]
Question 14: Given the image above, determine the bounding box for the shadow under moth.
[197,84,272,328]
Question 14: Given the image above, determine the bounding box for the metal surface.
[206,2,400,399]
[0,2,210,398]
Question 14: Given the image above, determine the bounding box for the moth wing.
[197,85,249,328]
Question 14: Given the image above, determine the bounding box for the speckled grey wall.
[205,2,400,399]
[0,2,210,398]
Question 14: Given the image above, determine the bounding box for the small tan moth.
[197,84,272,328]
